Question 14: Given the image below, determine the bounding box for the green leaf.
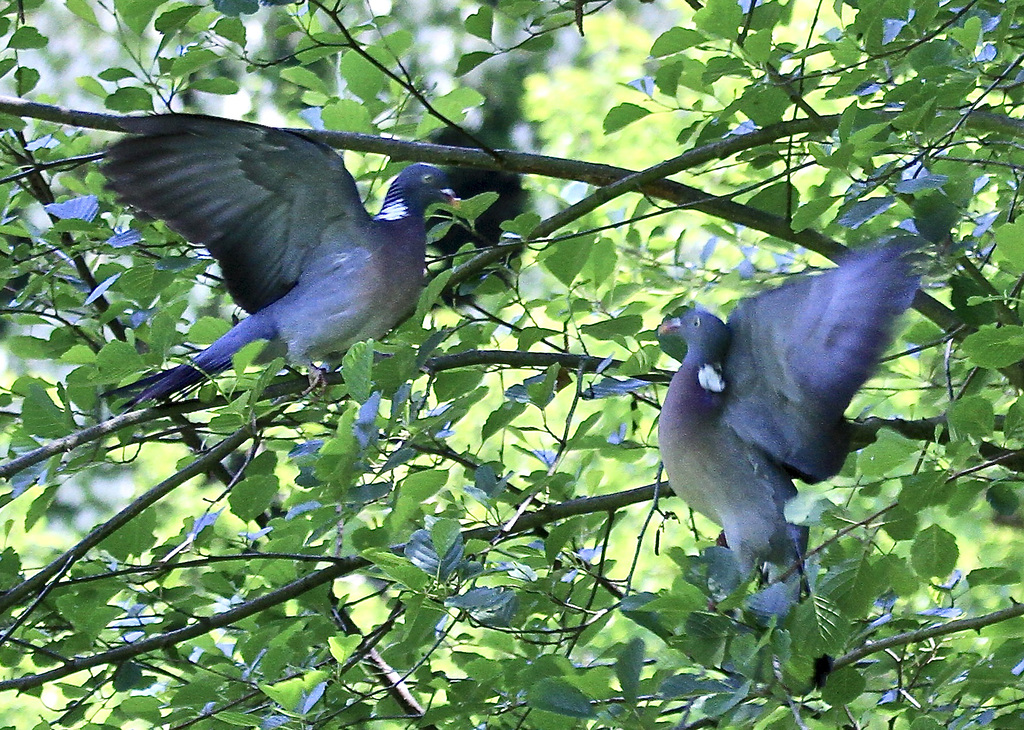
[96,340,145,383]
[994,219,1024,272]
[792,594,847,655]
[22,385,74,438]
[615,638,644,704]
[986,481,1019,516]
[213,17,246,45]
[603,102,650,134]
[328,635,361,664]
[388,471,449,529]
[171,48,219,77]
[280,65,326,93]
[187,316,230,345]
[229,465,279,522]
[7,27,47,49]
[581,315,643,342]
[405,526,463,580]
[501,211,541,237]
[650,27,701,57]
[791,194,837,231]
[693,0,743,38]
[482,401,526,441]
[857,429,918,478]
[217,712,262,726]
[15,66,39,94]
[966,566,1020,586]
[947,395,994,439]
[414,269,452,324]
[7,335,56,360]
[340,51,387,102]
[1004,397,1024,442]
[898,471,948,512]
[99,505,158,559]
[99,66,135,82]
[736,84,790,126]
[66,0,100,25]
[445,587,518,627]
[456,51,492,76]
[78,75,105,98]
[154,5,201,33]
[837,196,895,229]
[321,99,373,133]
[911,524,959,578]
[585,236,617,289]
[821,666,866,706]
[527,677,595,719]
[190,77,239,95]
[881,504,919,543]
[430,517,461,560]
[540,233,593,287]
[456,192,499,222]
[259,676,305,711]
[465,6,492,40]
[362,549,429,591]
[962,325,1024,368]
[419,87,485,135]
[342,340,374,403]
[105,86,153,112]
[115,0,168,35]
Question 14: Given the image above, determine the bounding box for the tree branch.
[0,426,254,615]
[0,94,973,337]
[835,601,1024,670]
[0,481,660,692]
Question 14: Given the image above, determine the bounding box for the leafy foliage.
[2,0,1024,727]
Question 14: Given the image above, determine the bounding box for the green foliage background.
[1,0,1024,727]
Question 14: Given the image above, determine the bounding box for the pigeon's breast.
[268,243,423,363]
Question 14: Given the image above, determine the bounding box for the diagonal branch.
[0,426,254,616]
[0,481,660,693]
[835,601,1024,670]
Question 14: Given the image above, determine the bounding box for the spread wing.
[103,114,371,313]
[723,245,918,482]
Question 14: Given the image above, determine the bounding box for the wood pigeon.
[103,114,458,406]
[657,245,918,576]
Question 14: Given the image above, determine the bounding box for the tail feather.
[108,313,278,407]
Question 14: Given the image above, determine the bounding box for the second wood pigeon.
[103,114,458,405]
[657,245,918,575]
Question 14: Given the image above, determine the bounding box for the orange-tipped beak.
[658,318,682,336]
[442,189,461,209]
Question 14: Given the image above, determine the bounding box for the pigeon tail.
[111,313,277,406]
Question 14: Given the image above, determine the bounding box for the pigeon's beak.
[441,189,460,209]
[658,318,682,336]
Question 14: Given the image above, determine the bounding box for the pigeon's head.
[377,163,459,221]
[658,307,731,365]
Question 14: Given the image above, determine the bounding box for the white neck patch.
[375,200,409,221]
[697,363,725,393]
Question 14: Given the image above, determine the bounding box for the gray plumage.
[103,115,456,405]
[657,245,918,574]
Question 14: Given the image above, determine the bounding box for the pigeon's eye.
[692,319,701,328]
[423,173,436,185]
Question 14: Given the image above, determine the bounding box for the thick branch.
[0,95,964,334]
[0,552,368,692]
[0,402,196,481]
[835,601,1024,670]
[0,482,659,692]
[0,426,253,615]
